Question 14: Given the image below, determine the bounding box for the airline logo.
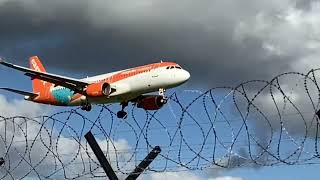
[31,58,47,86]
[31,59,41,72]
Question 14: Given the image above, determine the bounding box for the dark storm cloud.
[0,0,318,86]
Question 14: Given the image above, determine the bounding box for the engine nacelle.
[86,82,111,97]
[137,96,167,110]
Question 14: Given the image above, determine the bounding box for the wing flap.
[24,72,81,92]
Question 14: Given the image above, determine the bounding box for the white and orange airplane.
[0,56,190,118]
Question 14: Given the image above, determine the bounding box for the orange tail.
[29,56,52,94]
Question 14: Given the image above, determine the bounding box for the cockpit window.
[166,65,182,69]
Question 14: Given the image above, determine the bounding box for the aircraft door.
[150,64,160,88]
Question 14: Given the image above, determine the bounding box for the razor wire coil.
[1,69,320,179]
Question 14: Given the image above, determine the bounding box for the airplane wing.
[0,88,39,98]
[0,59,89,93]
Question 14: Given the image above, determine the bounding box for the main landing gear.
[117,88,167,119]
[117,102,128,119]
[81,103,92,111]
[159,87,168,102]
[159,87,168,103]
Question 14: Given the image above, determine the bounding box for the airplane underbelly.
[87,74,155,104]
[87,93,140,104]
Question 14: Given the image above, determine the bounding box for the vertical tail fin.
[29,56,51,94]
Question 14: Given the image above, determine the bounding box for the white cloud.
[210,177,242,180]
[147,171,204,180]
[143,171,242,180]
[233,1,320,71]
[0,94,48,117]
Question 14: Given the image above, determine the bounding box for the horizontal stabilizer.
[0,88,38,98]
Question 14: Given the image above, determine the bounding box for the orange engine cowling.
[86,82,111,97]
[137,96,167,110]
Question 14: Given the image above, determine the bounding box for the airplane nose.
[172,69,191,85]
[183,70,190,81]
[177,69,190,84]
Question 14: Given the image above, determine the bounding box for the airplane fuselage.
[31,62,190,106]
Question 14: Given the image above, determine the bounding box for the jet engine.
[137,96,167,110]
[86,82,111,97]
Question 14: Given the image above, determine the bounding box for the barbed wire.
[1,68,320,179]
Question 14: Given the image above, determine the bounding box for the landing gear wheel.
[117,102,128,119]
[117,111,127,119]
[159,88,168,104]
[160,97,168,104]
[86,105,92,111]
[159,88,166,96]
[81,103,92,111]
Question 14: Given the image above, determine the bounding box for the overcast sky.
[1,0,320,179]
[0,0,319,86]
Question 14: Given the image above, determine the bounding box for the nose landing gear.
[159,88,168,103]
[117,102,128,119]
[159,88,166,96]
